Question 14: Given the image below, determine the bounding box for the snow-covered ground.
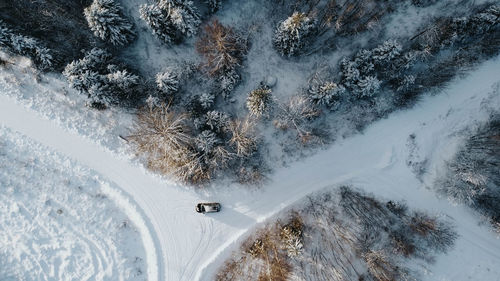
[0,127,147,281]
[1,52,499,281]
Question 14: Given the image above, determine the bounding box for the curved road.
[1,57,500,281]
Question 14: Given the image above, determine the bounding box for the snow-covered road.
[1,56,500,281]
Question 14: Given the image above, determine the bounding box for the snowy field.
[1,52,500,281]
[0,127,147,281]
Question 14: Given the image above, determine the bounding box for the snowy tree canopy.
[0,20,54,70]
[140,0,200,44]
[274,12,316,56]
[156,69,180,95]
[308,81,345,109]
[63,48,139,106]
[195,130,219,153]
[199,92,215,109]
[84,0,135,46]
[205,111,229,132]
[246,87,272,117]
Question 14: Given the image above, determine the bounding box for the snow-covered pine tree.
[140,0,200,44]
[396,75,416,92]
[205,111,229,132]
[84,0,135,46]
[107,69,139,93]
[1,24,54,71]
[356,75,381,98]
[218,69,240,96]
[246,87,272,117]
[163,0,201,37]
[140,3,176,44]
[199,92,215,109]
[274,12,316,56]
[308,81,345,109]
[156,69,179,95]
[63,48,138,106]
[371,40,402,66]
[195,130,219,153]
[206,0,222,14]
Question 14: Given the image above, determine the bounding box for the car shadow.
[206,205,256,229]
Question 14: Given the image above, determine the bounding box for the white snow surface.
[0,127,147,281]
[1,52,500,281]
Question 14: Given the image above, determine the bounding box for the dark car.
[196,202,221,213]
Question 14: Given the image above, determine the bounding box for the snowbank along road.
[1,56,500,281]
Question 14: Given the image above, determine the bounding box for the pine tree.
[195,130,219,153]
[107,69,139,96]
[140,3,176,44]
[246,87,272,117]
[199,92,215,109]
[156,69,179,95]
[308,81,345,109]
[356,76,381,98]
[140,0,200,44]
[205,111,229,132]
[0,22,54,70]
[163,0,201,38]
[273,12,316,56]
[63,48,138,106]
[84,0,135,46]
[371,40,402,66]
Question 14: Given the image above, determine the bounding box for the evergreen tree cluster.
[273,12,316,57]
[63,48,140,107]
[0,20,54,70]
[339,40,415,99]
[84,0,135,46]
[140,0,201,44]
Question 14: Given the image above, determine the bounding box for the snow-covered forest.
[1,0,499,280]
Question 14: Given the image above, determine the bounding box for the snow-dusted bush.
[84,0,135,46]
[140,0,200,44]
[0,21,54,70]
[156,69,180,95]
[308,80,345,109]
[63,48,139,106]
[274,12,316,56]
[196,19,246,76]
[246,87,272,117]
